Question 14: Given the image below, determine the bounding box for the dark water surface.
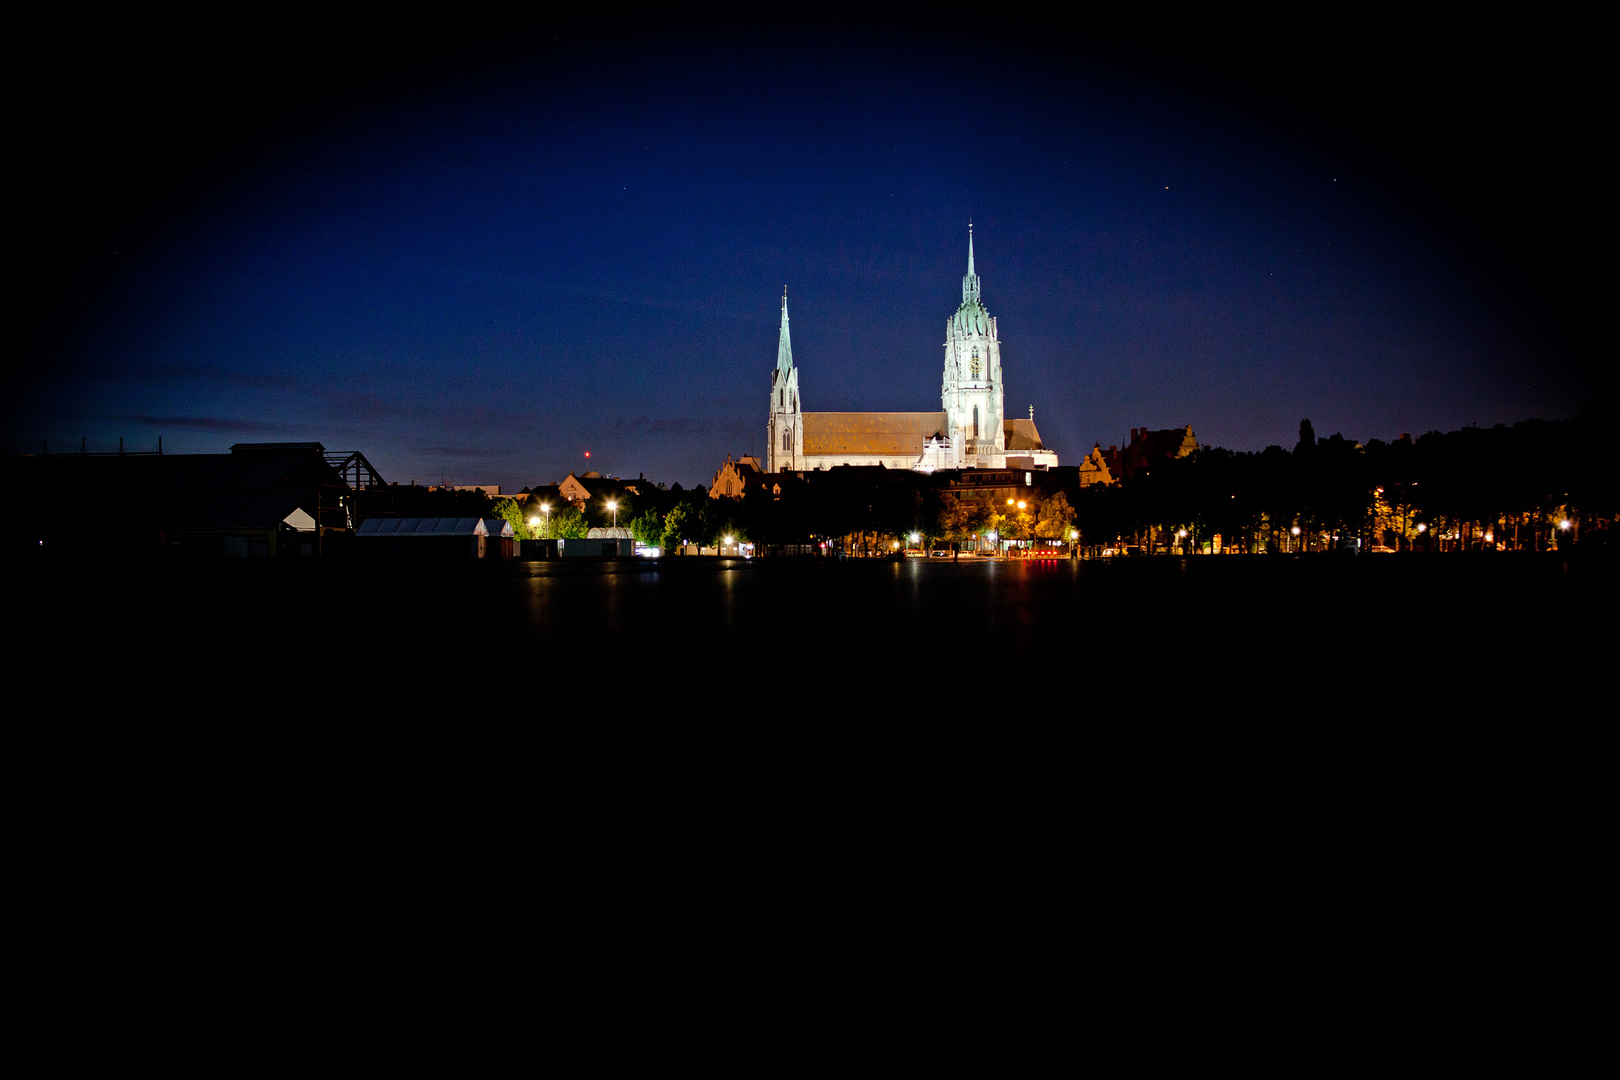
[16,552,1609,969]
[23,552,1612,712]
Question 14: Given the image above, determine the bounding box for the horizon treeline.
[365,405,1616,554]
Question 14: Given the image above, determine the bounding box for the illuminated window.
[973,406,979,438]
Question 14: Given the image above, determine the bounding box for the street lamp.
[607,500,618,528]
[528,515,540,540]
[540,502,551,537]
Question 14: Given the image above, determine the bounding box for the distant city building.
[1102,425,1199,482]
[546,471,655,511]
[559,472,593,507]
[943,466,1041,507]
[709,454,770,498]
[767,228,1058,474]
[430,484,501,495]
[1077,443,1115,487]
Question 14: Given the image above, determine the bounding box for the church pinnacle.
[776,288,794,374]
[963,225,981,304]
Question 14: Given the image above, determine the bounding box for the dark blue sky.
[9,15,1604,489]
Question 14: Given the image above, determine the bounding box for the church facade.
[766,230,1058,474]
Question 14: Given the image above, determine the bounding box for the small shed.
[561,527,634,558]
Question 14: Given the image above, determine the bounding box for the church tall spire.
[776,288,794,374]
[963,225,981,304]
[768,288,801,474]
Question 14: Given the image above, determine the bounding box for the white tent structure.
[355,517,496,558]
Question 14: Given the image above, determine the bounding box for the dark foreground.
[15,551,1609,994]
[19,551,1613,712]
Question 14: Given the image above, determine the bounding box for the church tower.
[766,290,803,473]
[941,226,1005,468]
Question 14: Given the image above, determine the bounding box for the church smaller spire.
[776,288,794,374]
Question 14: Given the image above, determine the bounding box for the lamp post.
[540,502,551,538]
[607,500,618,529]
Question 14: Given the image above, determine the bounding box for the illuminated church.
[766,229,1058,474]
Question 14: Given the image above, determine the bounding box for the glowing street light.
[607,500,618,528]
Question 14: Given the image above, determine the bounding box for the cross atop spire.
[963,224,981,305]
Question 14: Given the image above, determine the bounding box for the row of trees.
[362,406,1614,555]
[1080,409,1615,554]
[488,488,748,552]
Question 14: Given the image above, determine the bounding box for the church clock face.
[970,348,981,379]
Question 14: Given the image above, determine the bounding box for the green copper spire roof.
[953,226,990,334]
[775,288,794,374]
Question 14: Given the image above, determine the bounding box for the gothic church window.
[973,405,980,438]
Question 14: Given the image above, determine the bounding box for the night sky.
[9,15,1605,490]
